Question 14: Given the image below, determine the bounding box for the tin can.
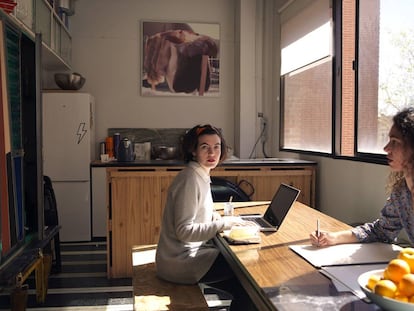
[99,142,106,155]
[113,133,121,159]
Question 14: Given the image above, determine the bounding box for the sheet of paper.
[320,264,386,300]
[289,242,402,268]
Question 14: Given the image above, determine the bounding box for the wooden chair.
[132,244,209,311]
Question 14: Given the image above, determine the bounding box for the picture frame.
[141,21,220,97]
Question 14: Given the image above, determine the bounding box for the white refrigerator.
[42,92,95,242]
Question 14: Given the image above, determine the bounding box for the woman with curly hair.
[310,108,414,246]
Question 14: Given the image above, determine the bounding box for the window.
[281,58,332,153]
[280,0,414,161]
[280,0,333,154]
[357,0,414,155]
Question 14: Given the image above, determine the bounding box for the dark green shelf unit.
[0,11,44,266]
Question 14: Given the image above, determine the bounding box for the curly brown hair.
[182,124,227,163]
[386,108,414,194]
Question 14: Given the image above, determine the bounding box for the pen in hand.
[316,219,320,246]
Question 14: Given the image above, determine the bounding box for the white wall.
[60,0,393,228]
[302,155,390,225]
[66,0,239,152]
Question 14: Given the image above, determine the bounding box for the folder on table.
[319,264,386,300]
[289,242,402,268]
[289,243,403,300]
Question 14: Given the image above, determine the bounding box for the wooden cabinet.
[107,167,182,278]
[106,163,316,278]
[211,165,315,207]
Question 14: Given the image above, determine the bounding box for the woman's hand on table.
[212,211,222,221]
[222,216,245,230]
[310,231,336,247]
[310,230,358,247]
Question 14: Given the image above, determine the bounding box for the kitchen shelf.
[11,0,72,70]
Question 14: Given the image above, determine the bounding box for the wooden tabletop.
[214,202,379,310]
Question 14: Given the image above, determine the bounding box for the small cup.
[224,202,234,216]
[134,143,145,160]
[100,154,109,162]
[143,142,151,160]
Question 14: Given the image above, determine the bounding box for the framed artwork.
[141,21,220,97]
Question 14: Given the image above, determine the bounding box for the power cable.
[248,120,268,159]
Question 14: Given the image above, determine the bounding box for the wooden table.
[214,202,380,310]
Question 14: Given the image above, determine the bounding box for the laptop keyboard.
[243,217,271,228]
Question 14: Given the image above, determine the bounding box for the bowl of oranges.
[358,247,414,310]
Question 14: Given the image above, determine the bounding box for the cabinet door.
[236,170,313,205]
[212,166,315,206]
[108,170,179,278]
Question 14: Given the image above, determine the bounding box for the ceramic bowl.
[358,269,414,311]
[54,73,86,90]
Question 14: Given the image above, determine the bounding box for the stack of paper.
[289,243,403,299]
[289,243,402,268]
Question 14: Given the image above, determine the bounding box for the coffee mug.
[100,154,110,162]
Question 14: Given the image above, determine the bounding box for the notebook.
[289,242,402,268]
[240,183,300,231]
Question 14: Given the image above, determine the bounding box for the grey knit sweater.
[156,161,225,284]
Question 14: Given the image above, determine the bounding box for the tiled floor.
[0,240,133,310]
[0,241,231,310]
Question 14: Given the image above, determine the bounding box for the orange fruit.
[366,274,381,291]
[374,279,397,298]
[383,268,390,280]
[398,273,414,297]
[385,259,411,283]
[394,292,409,302]
[410,296,414,303]
[398,247,414,272]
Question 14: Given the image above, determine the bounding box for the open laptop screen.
[263,183,300,228]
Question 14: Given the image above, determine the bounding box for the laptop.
[240,183,300,232]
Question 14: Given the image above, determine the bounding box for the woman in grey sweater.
[156,124,256,310]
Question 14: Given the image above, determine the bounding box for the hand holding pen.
[310,219,326,247]
[310,221,340,247]
[316,219,320,246]
[310,228,323,247]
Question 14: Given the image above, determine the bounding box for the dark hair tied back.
[182,124,227,163]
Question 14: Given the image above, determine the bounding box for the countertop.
[90,158,317,167]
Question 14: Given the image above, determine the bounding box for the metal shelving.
[11,0,72,70]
